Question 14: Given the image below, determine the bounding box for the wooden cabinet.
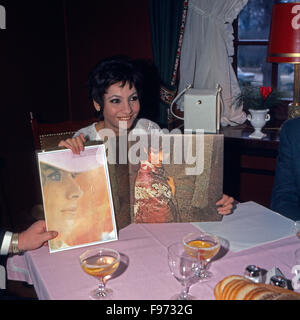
[222,124,280,208]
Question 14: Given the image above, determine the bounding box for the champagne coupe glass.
[168,242,199,300]
[79,247,120,300]
[183,231,220,281]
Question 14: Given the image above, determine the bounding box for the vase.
[247,109,270,139]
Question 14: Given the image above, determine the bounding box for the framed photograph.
[129,133,224,223]
[37,144,118,253]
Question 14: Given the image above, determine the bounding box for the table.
[6,202,299,300]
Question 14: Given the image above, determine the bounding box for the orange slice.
[188,240,212,248]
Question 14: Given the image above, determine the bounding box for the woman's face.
[95,81,140,134]
[41,163,83,235]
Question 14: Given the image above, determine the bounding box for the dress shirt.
[0,231,12,289]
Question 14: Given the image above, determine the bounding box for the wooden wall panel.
[239,173,275,208]
[0,0,153,229]
[0,0,68,229]
[64,0,153,121]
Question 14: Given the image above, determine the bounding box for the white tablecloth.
[193,201,295,252]
[7,202,300,300]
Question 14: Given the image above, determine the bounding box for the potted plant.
[233,84,283,139]
[233,84,282,111]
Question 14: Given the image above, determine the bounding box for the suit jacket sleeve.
[0,228,8,290]
[0,229,6,252]
[0,228,12,255]
[270,119,300,220]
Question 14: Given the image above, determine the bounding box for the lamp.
[267,2,300,118]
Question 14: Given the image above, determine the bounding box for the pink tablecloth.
[6,222,300,300]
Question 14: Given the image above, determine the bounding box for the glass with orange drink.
[183,231,220,281]
[79,247,120,300]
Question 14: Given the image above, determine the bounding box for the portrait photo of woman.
[38,145,118,252]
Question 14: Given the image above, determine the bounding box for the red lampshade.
[267,3,300,63]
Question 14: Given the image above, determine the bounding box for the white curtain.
[178,0,248,126]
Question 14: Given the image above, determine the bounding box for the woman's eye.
[130,95,139,102]
[110,98,121,104]
[47,171,61,181]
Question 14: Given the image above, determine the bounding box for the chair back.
[30,112,98,150]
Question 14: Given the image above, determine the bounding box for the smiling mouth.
[118,115,134,121]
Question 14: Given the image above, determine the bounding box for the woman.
[40,162,83,250]
[59,56,234,215]
[59,56,160,153]
[134,146,179,223]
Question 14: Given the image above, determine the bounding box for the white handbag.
[170,84,222,133]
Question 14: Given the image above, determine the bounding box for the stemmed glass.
[183,231,220,281]
[292,248,300,291]
[168,242,199,300]
[295,221,300,239]
[79,247,120,300]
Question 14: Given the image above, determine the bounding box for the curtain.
[149,0,188,127]
[177,0,248,126]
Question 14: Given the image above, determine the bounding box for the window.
[234,0,294,99]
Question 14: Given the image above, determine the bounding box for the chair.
[29,112,98,150]
[29,112,99,220]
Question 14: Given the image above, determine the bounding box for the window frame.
[232,0,293,121]
[232,19,279,91]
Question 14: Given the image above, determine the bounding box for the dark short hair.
[88,55,144,118]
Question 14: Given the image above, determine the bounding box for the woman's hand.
[216,194,235,215]
[58,133,85,155]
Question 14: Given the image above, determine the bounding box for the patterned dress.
[134,160,178,223]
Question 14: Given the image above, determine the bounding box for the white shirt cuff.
[0,231,12,255]
[0,265,6,289]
